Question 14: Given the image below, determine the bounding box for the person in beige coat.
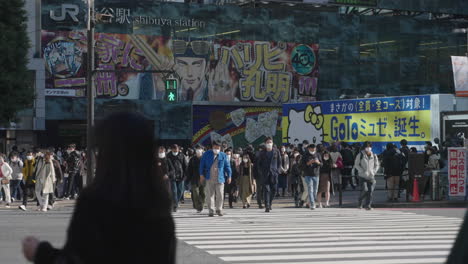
[239,154,254,209]
[0,154,13,208]
[34,152,56,212]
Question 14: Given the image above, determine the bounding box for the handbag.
[335,157,344,169]
[1,178,9,185]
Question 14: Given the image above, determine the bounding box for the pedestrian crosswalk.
[173,208,464,264]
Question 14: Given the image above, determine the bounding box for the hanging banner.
[448,147,467,197]
[451,56,468,97]
[192,105,282,149]
[282,95,431,153]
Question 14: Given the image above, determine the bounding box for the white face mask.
[227,155,231,161]
[158,152,166,159]
[172,151,178,156]
[426,151,431,155]
[266,143,273,149]
[324,156,330,160]
[27,156,33,160]
[309,150,316,155]
[67,150,72,154]
[294,153,299,157]
[243,158,249,163]
[196,149,203,157]
[213,149,220,155]
[281,148,286,152]
[11,158,17,162]
[365,147,372,153]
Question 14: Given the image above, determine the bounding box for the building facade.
[38,0,468,148]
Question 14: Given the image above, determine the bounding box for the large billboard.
[192,105,282,149]
[282,95,432,153]
[42,31,319,102]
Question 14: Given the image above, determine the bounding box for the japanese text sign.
[282,95,431,154]
[448,147,467,197]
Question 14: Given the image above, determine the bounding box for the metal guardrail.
[337,171,448,206]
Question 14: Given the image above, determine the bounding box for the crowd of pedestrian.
[0,144,86,211]
[153,137,451,216]
[0,137,448,215]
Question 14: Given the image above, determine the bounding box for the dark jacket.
[258,148,281,185]
[52,159,63,183]
[166,152,186,181]
[230,160,240,187]
[155,157,170,179]
[65,151,81,175]
[383,149,403,177]
[301,152,321,177]
[34,189,176,264]
[186,156,201,186]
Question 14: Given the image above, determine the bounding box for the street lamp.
[86,0,95,186]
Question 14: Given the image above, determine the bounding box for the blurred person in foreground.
[22,112,176,264]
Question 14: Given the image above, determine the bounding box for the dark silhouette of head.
[92,112,171,211]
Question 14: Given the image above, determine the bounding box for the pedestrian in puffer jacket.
[166,144,187,212]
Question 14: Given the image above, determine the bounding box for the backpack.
[388,152,405,175]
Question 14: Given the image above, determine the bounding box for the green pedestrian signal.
[167,91,176,102]
[165,78,178,102]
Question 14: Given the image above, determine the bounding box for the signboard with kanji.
[448,147,467,197]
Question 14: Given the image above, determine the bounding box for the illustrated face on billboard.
[287,106,325,145]
[175,57,207,91]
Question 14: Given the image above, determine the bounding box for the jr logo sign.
[50,4,80,22]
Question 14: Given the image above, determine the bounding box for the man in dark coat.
[186,146,204,213]
[166,144,187,212]
[257,137,281,213]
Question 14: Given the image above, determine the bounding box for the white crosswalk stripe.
[173,208,463,264]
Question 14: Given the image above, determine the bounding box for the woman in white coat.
[0,154,13,208]
[34,152,56,212]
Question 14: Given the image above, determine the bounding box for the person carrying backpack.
[354,142,380,210]
[383,143,405,202]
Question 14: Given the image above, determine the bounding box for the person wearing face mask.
[199,140,232,217]
[166,144,187,212]
[354,142,380,210]
[63,144,81,200]
[34,152,57,212]
[238,154,254,209]
[0,154,13,208]
[155,146,172,194]
[422,147,440,201]
[301,144,321,210]
[187,146,205,213]
[225,149,239,209]
[257,137,281,213]
[19,152,35,211]
[317,150,333,208]
[9,153,24,202]
[277,146,290,197]
[290,152,303,208]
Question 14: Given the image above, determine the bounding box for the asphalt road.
[0,199,466,264]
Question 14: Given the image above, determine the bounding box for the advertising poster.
[448,148,467,197]
[42,30,88,97]
[282,95,431,153]
[192,105,282,149]
[43,31,319,102]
